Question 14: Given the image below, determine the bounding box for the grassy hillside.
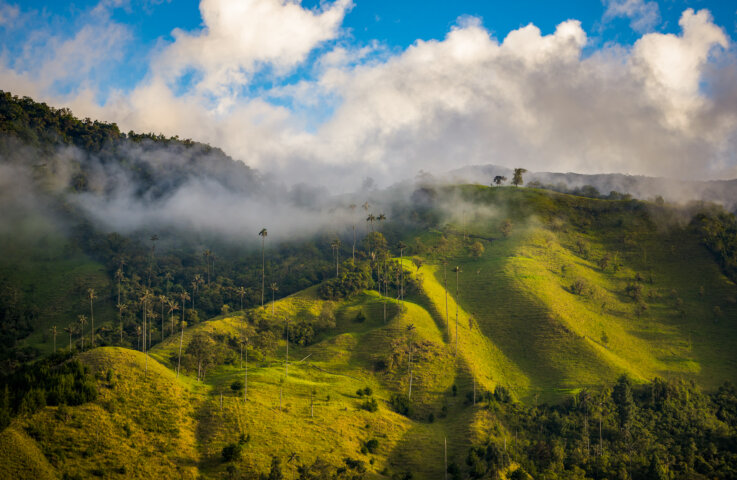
[411,185,737,401]
[2,184,736,478]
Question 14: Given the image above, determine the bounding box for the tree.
[330,239,341,277]
[236,286,246,311]
[148,234,159,287]
[87,288,96,347]
[349,203,357,262]
[377,213,387,231]
[500,219,513,237]
[167,298,179,337]
[50,325,57,352]
[159,295,167,341]
[259,228,268,307]
[267,456,284,480]
[612,375,635,434]
[78,314,87,350]
[203,249,212,285]
[186,332,216,381]
[512,168,527,187]
[177,291,190,378]
[492,175,507,186]
[398,241,408,301]
[191,274,203,311]
[64,326,73,350]
[442,258,449,330]
[453,266,461,356]
[407,324,416,401]
[270,282,279,316]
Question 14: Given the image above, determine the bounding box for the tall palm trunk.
[455,267,460,356]
[261,237,265,307]
[443,262,448,330]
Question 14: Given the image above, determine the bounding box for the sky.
[1,0,737,191]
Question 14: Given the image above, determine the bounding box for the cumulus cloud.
[603,0,660,33]
[153,0,352,98]
[1,1,737,196]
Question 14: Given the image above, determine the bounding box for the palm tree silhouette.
[453,266,462,356]
[64,326,73,350]
[167,298,179,336]
[203,249,212,285]
[397,242,407,301]
[87,288,96,347]
[78,314,87,350]
[50,325,57,352]
[148,234,159,287]
[349,204,357,262]
[235,286,246,311]
[159,295,167,342]
[259,228,268,307]
[270,282,279,316]
[117,303,127,344]
[177,291,190,378]
[377,213,386,231]
[330,238,342,276]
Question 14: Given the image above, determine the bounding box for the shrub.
[390,393,411,416]
[570,278,590,296]
[354,311,366,323]
[221,442,242,462]
[230,380,243,393]
[360,398,378,412]
[362,438,379,454]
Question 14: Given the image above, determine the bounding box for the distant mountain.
[448,164,737,211]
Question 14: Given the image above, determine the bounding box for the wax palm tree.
[117,303,127,344]
[177,291,190,378]
[377,213,386,231]
[406,324,416,401]
[270,282,278,316]
[453,266,462,356]
[442,258,449,330]
[50,325,57,352]
[78,314,87,350]
[148,234,159,286]
[235,286,246,311]
[397,241,407,301]
[167,299,179,336]
[259,228,268,307]
[349,203,357,262]
[64,325,73,350]
[159,295,167,341]
[115,267,124,307]
[87,288,96,347]
[330,238,342,276]
[203,249,212,285]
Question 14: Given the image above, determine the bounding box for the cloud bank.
[1,1,736,194]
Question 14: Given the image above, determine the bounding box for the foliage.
[389,393,411,417]
[0,352,97,429]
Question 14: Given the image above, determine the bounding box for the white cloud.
[153,0,352,97]
[2,3,736,193]
[603,0,661,33]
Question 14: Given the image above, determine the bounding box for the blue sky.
[5,0,735,98]
[1,0,737,187]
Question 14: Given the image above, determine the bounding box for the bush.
[390,393,411,416]
[360,398,378,412]
[221,442,242,462]
[230,380,243,393]
[354,311,366,323]
[570,278,590,296]
[362,438,379,454]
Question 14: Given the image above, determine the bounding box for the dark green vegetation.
[1,92,737,478]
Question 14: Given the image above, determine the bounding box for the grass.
[3,185,737,477]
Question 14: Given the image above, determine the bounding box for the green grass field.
[2,185,736,478]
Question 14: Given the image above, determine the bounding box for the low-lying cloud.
[1,1,736,200]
